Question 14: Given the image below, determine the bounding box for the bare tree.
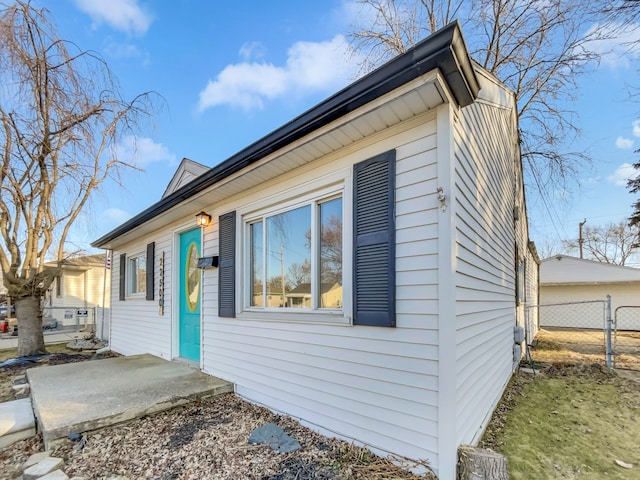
[287,260,310,288]
[563,221,640,265]
[304,215,343,285]
[601,0,640,25]
[348,0,605,197]
[0,1,154,356]
[535,238,568,260]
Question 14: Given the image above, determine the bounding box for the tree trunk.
[15,295,46,357]
[457,446,509,480]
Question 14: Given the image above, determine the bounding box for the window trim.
[126,252,147,298]
[238,181,351,325]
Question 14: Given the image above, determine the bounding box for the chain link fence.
[525,297,640,372]
[1,305,109,341]
[525,298,615,368]
[613,306,640,371]
[42,305,96,334]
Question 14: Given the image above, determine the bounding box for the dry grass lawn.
[481,330,640,479]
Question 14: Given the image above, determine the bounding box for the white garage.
[540,255,640,331]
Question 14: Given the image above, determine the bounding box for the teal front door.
[179,228,201,361]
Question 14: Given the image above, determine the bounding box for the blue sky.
[32,1,640,259]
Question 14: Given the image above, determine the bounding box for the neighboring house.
[540,255,640,331]
[93,23,536,479]
[45,254,111,335]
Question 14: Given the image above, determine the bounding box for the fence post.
[605,295,613,369]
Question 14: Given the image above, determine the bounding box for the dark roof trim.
[92,21,478,248]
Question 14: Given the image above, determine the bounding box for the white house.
[93,23,536,479]
[44,253,111,337]
[540,255,640,331]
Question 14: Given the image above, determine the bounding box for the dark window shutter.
[146,242,155,301]
[353,150,396,327]
[119,253,126,301]
[218,211,236,318]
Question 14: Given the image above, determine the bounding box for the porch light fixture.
[196,211,212,227]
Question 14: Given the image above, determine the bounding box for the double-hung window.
[127,254,147,295]
[246,194,343,312]
[218,149,395,326]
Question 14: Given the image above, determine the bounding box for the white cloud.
[334,1,380,32]
[607,163,636,187]
[239,41,266,62]
[198,35,358,111]
[633,120,640,137]
[104,41,151,66]
[73,0,153,36]
[616,136,634,149]
[579,176,600,186]
[114,136,176,168]
[586,22,640,69]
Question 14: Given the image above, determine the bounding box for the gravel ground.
[0,393,434,480]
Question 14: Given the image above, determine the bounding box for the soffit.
[101,75,447,250]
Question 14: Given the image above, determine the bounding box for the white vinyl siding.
[48,265,110,310]
[103,67,529,479]
[110,233,172,359]
[201,115,441,466]
[525,247,540,342]
[452,72,520,446]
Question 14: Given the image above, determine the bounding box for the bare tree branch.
[348,0,608,200]
[0,1,157,355]
[563,222,640,265]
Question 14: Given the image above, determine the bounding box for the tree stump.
[457,445,509,480]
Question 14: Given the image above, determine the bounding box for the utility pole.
[579,219,587,259]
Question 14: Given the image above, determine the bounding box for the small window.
[246,195,343,311]
[128,254,147,295]
[517,259,525,305]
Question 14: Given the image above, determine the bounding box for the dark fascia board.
[92,21,479,249]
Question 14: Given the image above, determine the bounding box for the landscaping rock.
[38,470,70,480]
[23,456,64,480]
[249,423,301,453]
[23,451,51,470]
[12,384,30,399]
[0,398,36,449]
[66,339,106,352]
[519,367,540,375]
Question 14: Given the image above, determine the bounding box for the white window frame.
[127,252,147,297]
[239,182,351,325]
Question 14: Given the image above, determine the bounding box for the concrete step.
[0,397,36,448]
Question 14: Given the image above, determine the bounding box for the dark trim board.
[92,22,478,249]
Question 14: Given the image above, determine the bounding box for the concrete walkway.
[27,354,233,449]
[0,398,36,448]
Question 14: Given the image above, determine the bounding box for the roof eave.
[92,21,478,249]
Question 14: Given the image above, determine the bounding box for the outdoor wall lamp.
[196,211,212,227]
